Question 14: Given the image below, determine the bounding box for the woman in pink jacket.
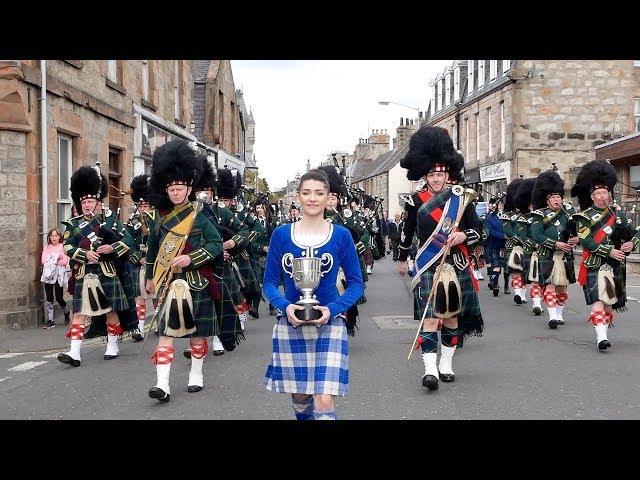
[41,228,70,327]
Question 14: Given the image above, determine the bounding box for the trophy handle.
[282,253,294,279]
[320,252,334,277]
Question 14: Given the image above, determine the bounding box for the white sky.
[231,60,453,191]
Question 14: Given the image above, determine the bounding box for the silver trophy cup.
[291,256,323,321]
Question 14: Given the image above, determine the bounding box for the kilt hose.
[414,260,484,342]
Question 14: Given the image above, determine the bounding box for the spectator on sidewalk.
[380,210,389,255]
[40,227,71,327]
[388,212,403,261]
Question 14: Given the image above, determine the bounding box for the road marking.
[0,377,10,382]
[628,296,640,303]
[0,353,27,359]
[8,361,48,372]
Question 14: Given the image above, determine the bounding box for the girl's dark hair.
[297,169,330,193]
[47,227,62,245]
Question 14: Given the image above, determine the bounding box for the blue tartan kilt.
[414,261,484,339]
[582,262,627,311]
[72,263,129,314]
[485,247,505,269]
[157,272,216,338]
[264,315,349,397]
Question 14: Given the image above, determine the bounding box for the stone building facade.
[426,60,640,202]
[350,118,419,215]
[192,60,245,173]
[0,59,195,329]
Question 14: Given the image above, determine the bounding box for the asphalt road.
[2,255,640,419]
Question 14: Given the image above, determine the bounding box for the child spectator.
[41,228,70,327]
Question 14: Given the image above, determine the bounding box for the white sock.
[239,311,247,330]
[188,357,204,388]
[105,334,119,357]
[138,320,145,332]
[155,363,171,394]
[68,339,82,361]
[211,335,224,352]
[548,306,557,320]
[556,305,564,319]
[533,297,542,308]
[595,324,608,344]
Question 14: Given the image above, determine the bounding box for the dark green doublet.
[530,206,576,286]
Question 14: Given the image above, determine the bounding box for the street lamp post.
[378,100,421,117]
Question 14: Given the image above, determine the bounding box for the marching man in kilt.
[262,168,364,420]
[530,170,578,329]
[570,160,640,351]
[145,140,223,401]
[500,180,523,297]
[125,174,155,341]
[485,197,507,297]
[58,165,132,367]
[397,126,484,391]
[513,178,544,314]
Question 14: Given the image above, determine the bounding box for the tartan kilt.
[538,253,576,287]
[359,255,368,283]
[414,262,484,339]
[234,255,260,296]
[119,261,138,301]
[264,315,349,396]
[582,262,627,311]
[522,251,533,285]
[486,247,505,269]
[215,273,245,351]
[156,272,216,338]
[72,263,129,314]
[250,257,263,289]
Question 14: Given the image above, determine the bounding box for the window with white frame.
[445,73,451,107]
[476,112,481,161]
[490,60,497,81]
[57,134,73,225]
[468,60,474,94]
[487,107,493,157]
[454,67,460,101]
[503,60,511,73]
[478,60,485,88]
[465,117,470,160]
[107,60,117,83]
[174,60,181,120]
[142,60,150,101]
[635,97,640,132]
[500,102,506,153]
[634,60,640,67]
[437,79,443,111]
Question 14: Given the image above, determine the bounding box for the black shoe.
[149,387,170,402]
[504,286,511,295]
[514,295,522,305]
[183,349,192,360]
[213,349,225,356]
[57,353,81,367]
[131,328,143,342]
[493,288,500,297]
[556,318,565,325]
[598,339,611,351]
[103,354,118,360]
[487,282,494,290]
[64,311,70,325]
[248,308,259,319]
[45,320,56,328]
[533,306,542,316]
[439,372,455,382]
[548,319,558,329]
[187,385,203,393]
[421,374,438,391]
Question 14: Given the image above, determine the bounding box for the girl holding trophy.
[262,168,364,420]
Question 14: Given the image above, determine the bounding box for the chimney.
[419,111,423,118]
[400,118,404,126]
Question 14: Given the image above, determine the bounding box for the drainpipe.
[40,60,48,248]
